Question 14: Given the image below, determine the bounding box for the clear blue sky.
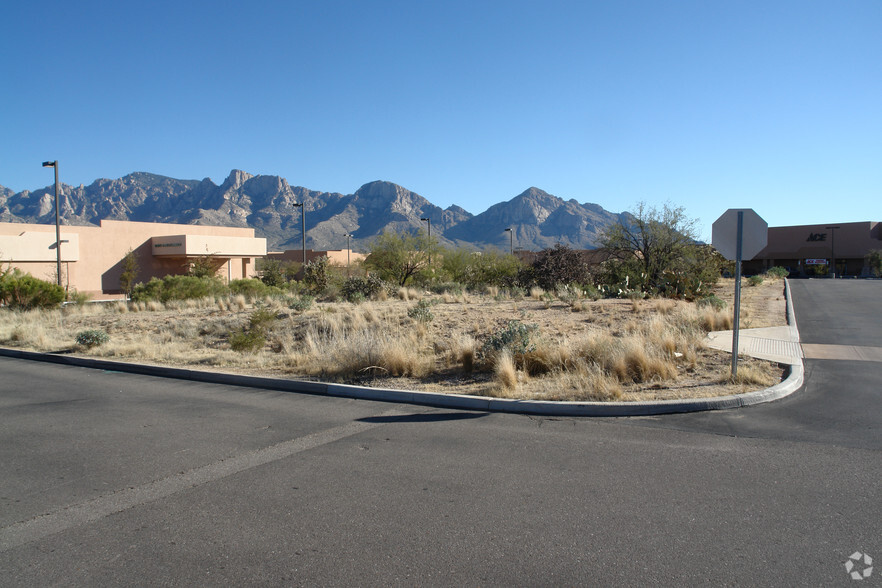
[2,0,879,241]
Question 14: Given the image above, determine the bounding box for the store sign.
[806,232,827,242]
[154,242,183,248]
[805,258,827,265]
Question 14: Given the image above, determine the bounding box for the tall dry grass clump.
[494,349,519,390]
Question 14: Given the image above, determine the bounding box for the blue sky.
[2,1,879,241]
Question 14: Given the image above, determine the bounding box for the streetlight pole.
[344,233,353,276]
[42,160,62,287]
[504,227,513,256]
[826,226,840,278]
[420,217,431,264]
[293,203,305,266]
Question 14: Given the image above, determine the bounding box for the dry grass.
[0,279,789,402]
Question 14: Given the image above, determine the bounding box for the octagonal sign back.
[712,209,768,261]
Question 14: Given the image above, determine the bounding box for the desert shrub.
[697,294,726,311]
[302,257,330,293]
[341,275,387,302]
[747,275,764,287]
[230,307,277,353]
[810,264,828,276]
[429,281,465,296]
[257,258,285,287]
[76,329,109,348]
[407,299,435,323]
[556,284,580,305]
[0,270,66,310]
[229,278,274,299]
[229,328,267,353]
[483,320,539,356]
[67,289,92,305]
[131,275,227,303]
[248,307,277,330]
[581,284,601,301]
[764,266,788,279]
[532,244,592,290]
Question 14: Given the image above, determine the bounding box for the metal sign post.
[730,211,744,377]
[712,208,768,379]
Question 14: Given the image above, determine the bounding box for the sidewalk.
[705,326,803,364]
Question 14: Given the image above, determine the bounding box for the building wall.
[0,220,266,296]
[266,249,366,267]
[744,221,881,276]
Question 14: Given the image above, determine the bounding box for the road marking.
[0,409,406,552]
[801,344,882,362]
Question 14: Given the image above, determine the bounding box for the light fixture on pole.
[826,226,840,278]
[42,160,62,287]
[344,233,353,276]
[504,227,513,256]
[293,203,305,265]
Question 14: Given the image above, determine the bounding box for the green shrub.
[229,328,267,353]
[747,275,764,287]
[341,275,387,302]
[76,329,109,348]
[697,294,726,311]
[230,307,277,353]
[483,320,539,355]
[132,275,228,302]
[0,270,66,310]
[289,295,314,313]
[764,266,789,279]
[407,299,435,323]
[303,257,330,293]
[866,250,882,277]
[581,284,602,301]
[229,278,273,299]
[428,281,465,296]
[67,289,92,305]
[248,307,277,330]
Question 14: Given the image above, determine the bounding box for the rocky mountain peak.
[0,170,625,251]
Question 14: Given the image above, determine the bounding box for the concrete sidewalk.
[705,326,803,364]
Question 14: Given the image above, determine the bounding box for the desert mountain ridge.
[0,170,629,252]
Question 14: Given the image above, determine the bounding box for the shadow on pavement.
[358,411,490,424]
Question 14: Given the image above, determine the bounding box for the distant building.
[0,219,266,297]
[742,221,881,277]
[266,249,366,267]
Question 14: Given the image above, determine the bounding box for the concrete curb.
[0,280,804,416]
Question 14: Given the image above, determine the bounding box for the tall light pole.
[420,217,431,264]
[344,233,353,276]
[826,226,840,278]
[42,160,62,287]
[293,202,305,265]
[504,227,513,256]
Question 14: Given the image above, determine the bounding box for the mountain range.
[0,170,629,252]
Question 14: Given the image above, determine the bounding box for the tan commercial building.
[744,221,881,277]
[0,219,267,296]
[266,248,366,267]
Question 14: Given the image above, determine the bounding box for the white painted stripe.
[0,409,406,552]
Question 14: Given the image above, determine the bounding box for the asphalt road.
[1,280,879,586]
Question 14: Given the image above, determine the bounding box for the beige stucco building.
[266,248,366,267]
[0,219,267,296]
